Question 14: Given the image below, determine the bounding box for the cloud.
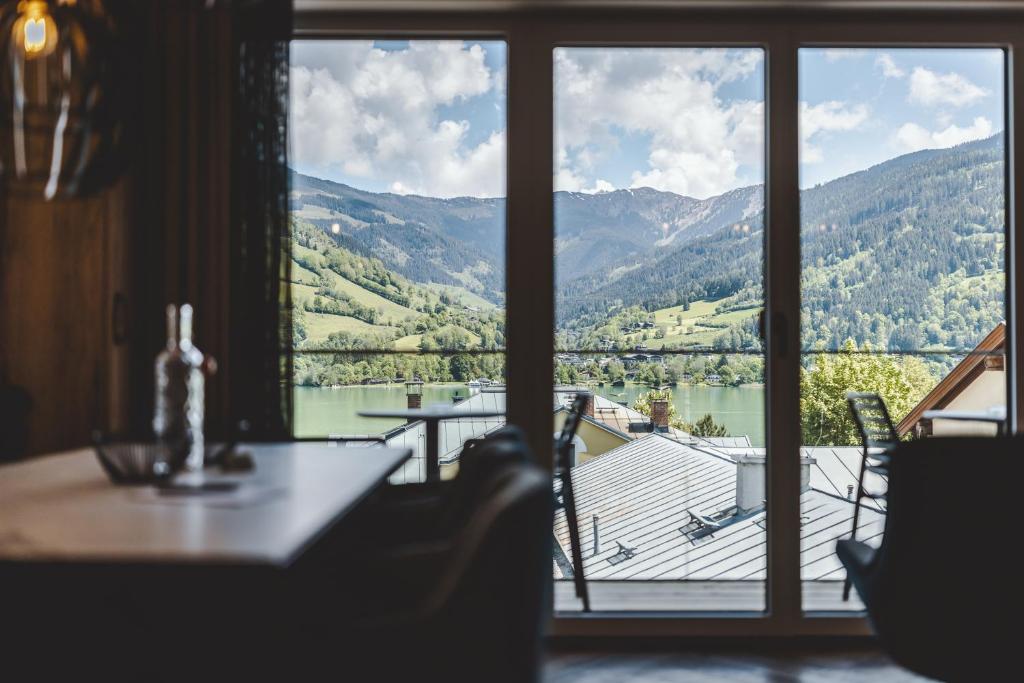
[586,179,615,194]
[555,48,764,198]
[908,67,988,108]
[894,116,993,152]
[799,100,870,163]
[289,41,504,198]
[824,49,869,63]
[875,53,905,79]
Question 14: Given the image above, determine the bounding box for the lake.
[294,382,765,446]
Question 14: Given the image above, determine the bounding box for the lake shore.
[294,382,766,446]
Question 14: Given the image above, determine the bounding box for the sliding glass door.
[797,46,1008,611]
[552,46,768,612]
[292,6,1021,635]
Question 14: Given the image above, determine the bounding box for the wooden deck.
[555,580,865,613]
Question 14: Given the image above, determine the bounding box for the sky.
[290,42,1004,199]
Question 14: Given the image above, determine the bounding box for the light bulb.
[13,1,57,59]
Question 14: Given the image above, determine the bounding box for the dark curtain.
[130,0,292,440]
[230,0,293,439]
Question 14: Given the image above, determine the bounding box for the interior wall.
[0,182,131,456]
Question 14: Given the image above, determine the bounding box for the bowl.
[93,441,175,484]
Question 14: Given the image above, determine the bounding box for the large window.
[292,6,1022,637]
[798,47,1007,610]
[288,39,508,482]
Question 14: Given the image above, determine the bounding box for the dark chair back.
[350,426,531,549]
[837,436,1019,681]
[331,459,553,683]
[416,463,552,682]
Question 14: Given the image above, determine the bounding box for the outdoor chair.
[553,392,591,611]
[843,392,898,600]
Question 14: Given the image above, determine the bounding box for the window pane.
[798,48,1006,611]
[553,47,766,612]
[288,40,508,458]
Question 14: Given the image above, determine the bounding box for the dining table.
[0,442,412,679]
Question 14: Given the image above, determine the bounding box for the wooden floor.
[544,645,930,682]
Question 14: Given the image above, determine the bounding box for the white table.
[0,442,411,568]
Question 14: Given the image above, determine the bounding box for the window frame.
[292,3,1022,638]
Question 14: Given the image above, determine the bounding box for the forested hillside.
[559,134,1005,353]
[291,172,506,304]
[290,219,505,387]
[290,132,1006,380]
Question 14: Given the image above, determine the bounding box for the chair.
[843,392,898,600]
[836,436,1020,681]
[554,392,591,611]
[347,426,531,548]
[302,456,552,683]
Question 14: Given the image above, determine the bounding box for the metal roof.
[381,387,757,483]
[714,446,887,512]
[555,390,751,449]
[553,434,885,581]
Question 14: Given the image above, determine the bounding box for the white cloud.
[289,41,504,198]
[799,100,870,163]
[908,67,988,108]
[894,116,993,152]
[586,179,615,194]
[554,48,764,198]
[824,49,869,63]
[875,53,905,79]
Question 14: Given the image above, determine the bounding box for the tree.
[689,413,728,437]
[634,362,665,386]
[605,359,626,384]
[800,339,937,446]
[449,354,473,381]
[632,388,687,431]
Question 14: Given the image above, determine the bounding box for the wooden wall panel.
[0,181,130,456]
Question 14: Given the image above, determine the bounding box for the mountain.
[290,171,506,303]
[559,134,1005,352]
[290,170,764,298]
[291,132,1005,354]
[554,184,763,283]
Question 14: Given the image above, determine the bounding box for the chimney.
[583,393,594,418]
[651,398,669,431]
[592,515,600,556]
[405,378,423,416]
[733,452,816,514]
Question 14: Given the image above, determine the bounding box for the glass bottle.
[153,304,205,471]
